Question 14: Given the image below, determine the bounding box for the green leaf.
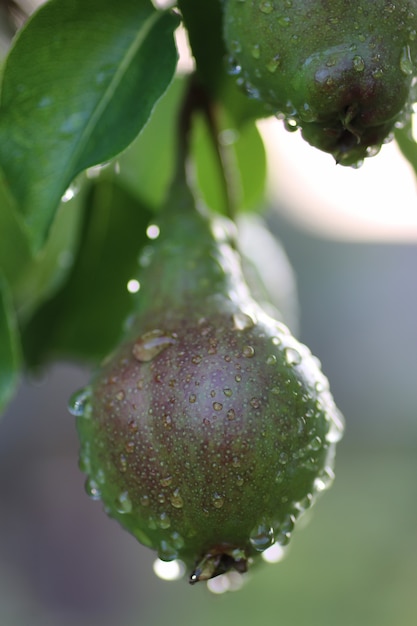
[0,167,32,291]
[16,190,85,322]
[395,124,417,178]
[0,276,21,414]
[22,177,153,366]
[0,166,84,321]
[0,0,179,251]
[192,115,266,215]
[232,120,267,211]
[192,112,226,214]
[116,76,187,210]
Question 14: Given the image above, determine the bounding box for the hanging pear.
[71,167,344,584]
[223,0,417,165]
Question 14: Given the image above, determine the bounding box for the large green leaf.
[0,276,21,414]
[116,76,187,210]
[0,166,84,321]
[0,0,179,251]
[22,177,152,366]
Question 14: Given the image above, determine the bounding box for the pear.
[71,171,344,583]
[223,0,417,165]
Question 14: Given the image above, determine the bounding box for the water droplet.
[249,523,274,551]
[223,388,233,397]
[61,183,79,203]
[262,542,286,563]
[299,102,317,122]
[227,408,236,421]
[400,45,414,75]
[158,512,171,529]
[212,493,225,509]
[213,402,223,411]
[352,55,365,72]
[68,387,92,418]
[158,541,178,562]
[140,494,150,507]
[116,491,132,514]
[153,558,185,581]
[242,345,255,358]
[125,441,135,454]
[250,397,261,409]
[279,451,289,464]
[78,450,91,474]
[163,414,173,429]
[275,470,284,484]
[115,390,125,402]
[275,515,295,545]
[266,55,280,73]
[284,346,302,366]
[85,478,101,501]
[192,355,202,364]
[38,96,53,109]
[160,475,173,488]
[128,417,138,433]
[266,355,277,365]
[308,436,323,451]
[132,329,176,362]
[277,16,290,27]
[208,339,218,355]
[230,39,242,54]
[233,312,255,331]
[170,488,184,509]
[284,118,298,132]
[259,1,274,14]
[236,474,244,486]
[315,378,328,393]
[170,531,185,550]
[366,144,381,158]
[251,44,261,59]
[326,411,345,443]
[127,279,140,293]
[146,224,160,240]
[119,454,128,472]
[314,466,335,492]
[147,516,157,530]
[226,54,242,77]
[189,394,197,404]
[235,374,242,382]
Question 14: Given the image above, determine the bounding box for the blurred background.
[1,1,417,625]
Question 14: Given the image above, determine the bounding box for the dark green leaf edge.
[0,275,21,414]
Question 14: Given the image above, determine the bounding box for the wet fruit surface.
[72,176,344,583]
[223,0,417,165]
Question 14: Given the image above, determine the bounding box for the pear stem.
[176,74,237,222]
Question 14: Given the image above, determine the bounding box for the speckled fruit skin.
[75,177,344,583]
[223,0,417,165]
